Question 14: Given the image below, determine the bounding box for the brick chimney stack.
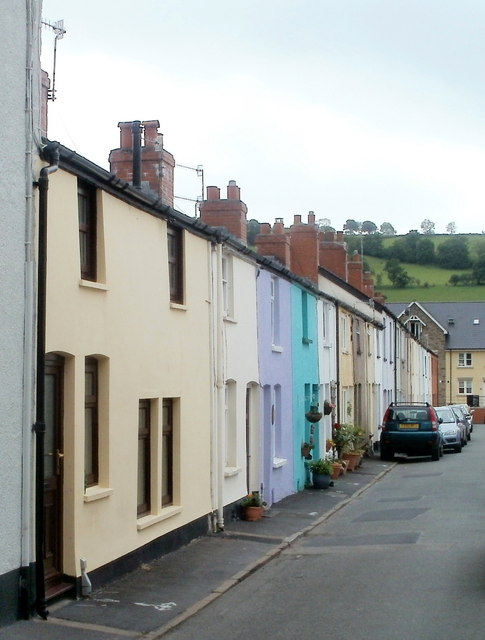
[254,218,291,267]
[199,181,248,243]
[289,213,319,284]
[319,230,348,281]
[109,120,175,206]
[347,251,364,291]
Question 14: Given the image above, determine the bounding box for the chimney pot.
[294,214,302,225]
[206,186,221,201]
[227,180,240,200]
[119,121,134,148]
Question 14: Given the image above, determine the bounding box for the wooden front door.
[44,353,65,597]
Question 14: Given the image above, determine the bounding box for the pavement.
[0,456,394,640]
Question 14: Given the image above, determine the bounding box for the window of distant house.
[78,180,97,281]
[270,276,280,346]
[137,400,151,516]
[458,352,472,367]
[161,399,174,507]
[167,225,184,304]
[85,358,99,488]
[340,314,349,352]
[355,320,362,354]
[458,379,472,394]
[301,291,311,343]
[222,254,234,318]
[407,316,423,340]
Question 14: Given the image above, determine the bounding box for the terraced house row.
[23,118,435,609]
[0,8,436,622]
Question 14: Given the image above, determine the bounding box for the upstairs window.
[270,276,280,346]
[167,225,184,304]
[78,180,97,281]
[458,352,472,367]
[222,254,234,318]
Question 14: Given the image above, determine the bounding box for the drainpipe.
[33,141,59,620]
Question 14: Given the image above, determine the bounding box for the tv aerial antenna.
[41,19,66,100]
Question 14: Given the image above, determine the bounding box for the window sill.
[223,315,237,324]
[170,302,187,311]
[224,466,242,478]
[83,486,114,503]
[271,345,283,353]
[136,506,183,530]
[79,279,108,291]
[272,457,287,469]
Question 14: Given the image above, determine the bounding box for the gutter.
[33,141,59,619]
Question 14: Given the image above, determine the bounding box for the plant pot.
[244,506,263,521]
[305,411,323,423]
[323,402,333,415]
[312,472,332,490]
[331,463,343,479]
[342,452,362,472]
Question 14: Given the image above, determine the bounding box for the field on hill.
[364,254,485,303]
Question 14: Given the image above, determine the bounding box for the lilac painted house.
[257,266,294,506]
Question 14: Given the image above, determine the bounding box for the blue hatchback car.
[380,402,443,462]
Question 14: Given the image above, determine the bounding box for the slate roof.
[386,301,485,350]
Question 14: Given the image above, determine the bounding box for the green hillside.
[364,254,485,303]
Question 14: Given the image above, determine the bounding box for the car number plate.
[399,423,418,429]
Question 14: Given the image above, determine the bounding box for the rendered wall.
[45,169,213,575]
[257,270,293,505]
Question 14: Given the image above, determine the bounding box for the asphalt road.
[162,427,485,640]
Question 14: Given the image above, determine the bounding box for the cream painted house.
[43,145,215,595]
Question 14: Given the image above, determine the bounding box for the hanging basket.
[323,401,334,415]
[305,405,323,423]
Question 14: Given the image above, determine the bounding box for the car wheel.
[467,432,471,441]
[431,446,440,461]
[454,443,462,453]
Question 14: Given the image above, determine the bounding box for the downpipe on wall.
[33,141,59,620]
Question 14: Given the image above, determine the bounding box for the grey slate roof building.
[387,301,485,405]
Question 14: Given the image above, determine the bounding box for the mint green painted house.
[292,285,320,491]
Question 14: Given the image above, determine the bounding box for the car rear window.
[385,407,433,430]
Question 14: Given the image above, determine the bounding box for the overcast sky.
[41,0,485,234]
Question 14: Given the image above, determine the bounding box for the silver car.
[450,404,471,442]
[435,406,463,453]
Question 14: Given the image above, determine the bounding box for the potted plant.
[305,403,323,423]
[240,491,266,521]
[307,458,333,490]
[323,400,335,415]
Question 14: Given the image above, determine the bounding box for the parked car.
[435,406,463,453]
[450,405,471,442]
[380,402,443,462]
[456,403,473,434]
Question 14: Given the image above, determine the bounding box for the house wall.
[0,0,41,624]
[291,286,319,492]
[446,349,485,405]
[257,269,293,505]
[317,298,337,454]
[46,169,213,576]
[221,250,260,507]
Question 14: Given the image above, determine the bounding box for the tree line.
[344,232,485,288]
